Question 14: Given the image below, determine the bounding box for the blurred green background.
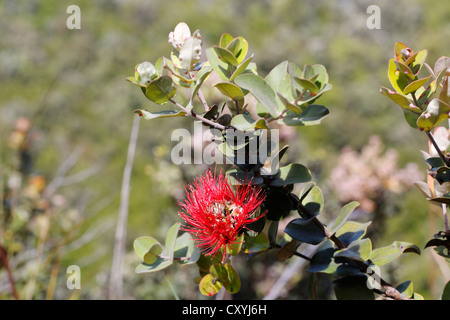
[1,0,449,300]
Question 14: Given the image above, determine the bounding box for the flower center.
[209,201,243,229]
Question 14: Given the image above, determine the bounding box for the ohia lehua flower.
[178,170,266,259]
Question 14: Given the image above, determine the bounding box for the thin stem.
[267,108,288,123]
[197,90,209,112]
[169,98,228,130]
[0,245,19,300]
[426,130,450,167]
[188,71,209,112]
[274,244,311,261]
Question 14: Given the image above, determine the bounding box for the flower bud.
[168,22,191,50]
[136,61,156,85]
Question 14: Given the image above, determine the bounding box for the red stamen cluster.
[178,170,266,257]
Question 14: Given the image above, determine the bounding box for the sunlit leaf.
[199,273,222,296]
[271,163,312,186]
[134,109,186,120]
[369,241,420,266]
[234,73,280,118]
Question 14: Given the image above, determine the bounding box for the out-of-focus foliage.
[1,0,450,300]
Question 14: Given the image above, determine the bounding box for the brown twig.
[426,130,450,167]
[169,98,229,130]
[0,245,20,300]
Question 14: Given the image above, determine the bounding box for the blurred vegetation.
[1,0,449,300]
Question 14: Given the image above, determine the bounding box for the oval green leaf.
[271,163,312,186]
[369,241,420,266]
[214,82,245,100]
[234,73,280,118]
[199,274,223,297]
[223,263,241,294]
[145,76,176,105]
[133,236,163,264]
[284,218,326,245]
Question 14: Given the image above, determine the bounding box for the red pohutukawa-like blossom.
[178,170,266,259]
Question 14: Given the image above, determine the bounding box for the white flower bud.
[136,61,156,85]
[168,22,191,50]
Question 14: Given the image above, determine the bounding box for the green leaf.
[442,281,450,300]
[134,222,182,274]
[277,93,303,113]
[243,233,270,253]
[163,56,192,88]
[334,238,372,262]
[388,58,409,94]
[134,109,186,120]
[271,163,312,186]
[229,55,254,82]
[417,98,450,131]
[163,222,182,260]
[396,281,414,299]
[210,264,229,283]
[226,37,248,64]
[230,114,257,131]
[206,47,232,81]
[333,275,375,300]
[214,82,245,100]
[133,236,163,264]
[284,217,326,245]
[219,33,234,48]
[278,105,329,126]
[301,185,324,218]
[394,59,415,80]
[196,252,224,275]
[403,76,432,95]
[173,232,201,266]
[265,61,295,101]
[294,77,319,94]
[154,57,164,78]
[380,87,421,113]
[369,241,420,266]
[226,234,244,256]
[403,109,420,129]
[222,263,241,294]
[192,64,213,98]
[199,273,223,296]
[330,201,360,234]
[309,64,329,89]
[212,46,239,66]
[307,241,339,274]
[408,49,428,75]
[335,221,371,246]
[126,76,142,87]
[234,73,280,118]
[145,76,176,104]
[135,257,173,274]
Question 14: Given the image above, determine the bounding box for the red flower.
[178,170,266,258]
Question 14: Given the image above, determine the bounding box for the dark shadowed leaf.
[333,275,375,300]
